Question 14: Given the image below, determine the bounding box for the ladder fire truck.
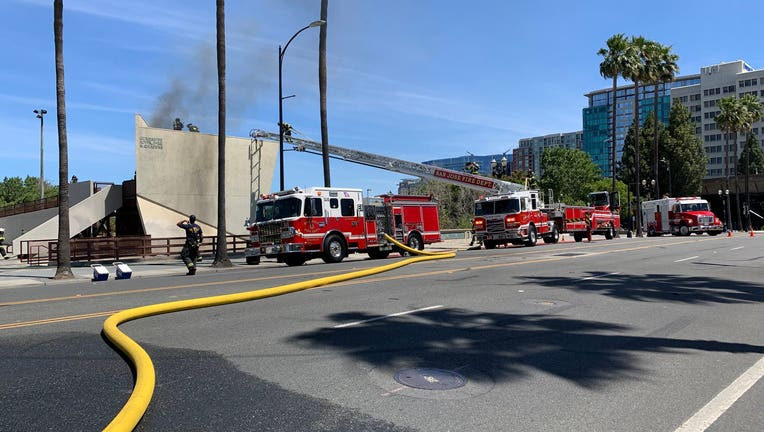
[245,187,441,266]
[641,196,723,236]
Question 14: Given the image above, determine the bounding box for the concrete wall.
[134,114,276,236]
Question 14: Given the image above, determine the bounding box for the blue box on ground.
[91,264,109,281]
[113,262,132,280]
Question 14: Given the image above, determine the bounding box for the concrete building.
[670,60,764,179]
[513,131,583,177]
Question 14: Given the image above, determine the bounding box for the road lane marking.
[674,256,698,263]
[729,246,743,251]
[581,272,620,280]
[674,355,764,432]
[333,305,443,328]
[0,310,118,330]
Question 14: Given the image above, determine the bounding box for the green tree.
[212,0,232,268]
[738,132,764,175]
[617,116,652,193]
[0,176,57,207]
[598,33,634,194]
[53,0,73,279]
[539,148,601,205]
[663,102,706,197]
[412,181,481,229]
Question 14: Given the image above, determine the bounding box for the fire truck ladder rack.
[250,130,525,195]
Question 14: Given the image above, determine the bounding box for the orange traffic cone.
[750,230,755,237]
[727,230,733,237]
[560,234,566,242]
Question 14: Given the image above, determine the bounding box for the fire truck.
[244,187,441,266]
[472,190,620,248]
[641,196,723,236]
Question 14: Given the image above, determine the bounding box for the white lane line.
[729,246,744,251]
[674,256,699,263]
[674,355,764,432]
[581,272,620,281]
[333,305,443,328]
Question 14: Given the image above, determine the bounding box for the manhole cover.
[394,368,467,390]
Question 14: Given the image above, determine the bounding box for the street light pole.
[278,20,326,191]
[33,108,47,200]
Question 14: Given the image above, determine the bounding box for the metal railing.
[19,234,250,266]
[0,196,59,218]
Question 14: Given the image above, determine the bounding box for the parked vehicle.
[244,187,441,266]
[641,197,723,236]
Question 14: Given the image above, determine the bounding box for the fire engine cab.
[244,187,441,266]
[641,196,723,236]
[472,190,555,248]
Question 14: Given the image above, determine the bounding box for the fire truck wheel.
[543,225,559,244]
[573,232,583,242]
[679,224,690,236]
[483,240,496,249]
[406,233,424,251]
[322,234,347,263]
[246,256,261,265]
[605,225,614,240]
[525,225,538,247]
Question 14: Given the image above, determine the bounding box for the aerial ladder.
[249,130,525,195]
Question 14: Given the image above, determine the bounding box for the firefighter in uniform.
[177,215,203,275]
[0,228,8,259]
[585,211,593,242]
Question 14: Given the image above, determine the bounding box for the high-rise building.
[583,75,700,179]
[422,154,513,178]
[513,132,583,177]
[670,60,764,179]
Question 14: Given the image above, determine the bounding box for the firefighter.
[0,228,8,259]
[177,215,203,275]
[585,211,593,242]
[173,118,184,130]
[281,122,293,142]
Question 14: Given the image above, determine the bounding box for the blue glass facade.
[583,76,701,178]
[422,154,513,178]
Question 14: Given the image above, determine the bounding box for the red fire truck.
[244,187,441,266]
[472,190,620,248]
[641,196,723,236]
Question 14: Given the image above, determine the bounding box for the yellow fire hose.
[102,234,455,431]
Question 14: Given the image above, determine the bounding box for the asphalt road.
[1,235,762,431]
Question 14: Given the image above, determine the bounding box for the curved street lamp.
[33,108,47,200]
[278,20,326,191]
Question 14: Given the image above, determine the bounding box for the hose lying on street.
[101,236,455,432]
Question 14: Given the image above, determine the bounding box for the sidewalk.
[0,237,475,289]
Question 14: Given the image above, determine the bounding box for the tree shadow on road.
[291,307,764,389]
[519,272,764,304]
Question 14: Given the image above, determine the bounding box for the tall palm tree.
[644,42,679,197]
[597,33,632,195]
[622,36,649,236]
[212,0,231,267]
[319,0,330,187]
[716,97,743,230]
[53,0,73,279]
[739,93,762,231]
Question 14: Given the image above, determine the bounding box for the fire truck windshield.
[680,202,709,212]
[255,197,302,221]
[474,198,520,216]
[588,192,609,207]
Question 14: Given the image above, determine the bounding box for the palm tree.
[739,94,762,231]
[716,97,743,230]
[53,0,73,279]
[319,0,330,187]
[622,36,650,236]
[212,0,231,267]
[643,42,679,197]
[597,34,632,195]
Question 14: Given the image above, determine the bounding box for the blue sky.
[3,0,764,196]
